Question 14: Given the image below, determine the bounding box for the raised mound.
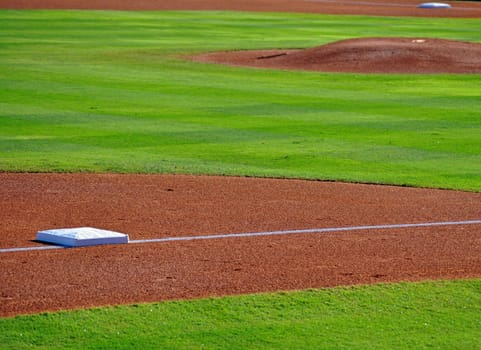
[192,37,481,74]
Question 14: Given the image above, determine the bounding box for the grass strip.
[1,279,480,349]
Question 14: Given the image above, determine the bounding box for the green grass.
[1,10,481,190]
[1,280,480,349]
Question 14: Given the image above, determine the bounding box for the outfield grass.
[1,280,480,349]
[1,10,480,190]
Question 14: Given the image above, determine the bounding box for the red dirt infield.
[1,0,481,317]
[3,0,481,18]
[1,174,480,316]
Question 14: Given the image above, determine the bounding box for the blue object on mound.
[37,227,129,247]
[417,2,452,8]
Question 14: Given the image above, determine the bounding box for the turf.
[1,279,480,349]
[1,10,481,190]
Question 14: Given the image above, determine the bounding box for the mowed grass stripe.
[1,280,480,349]
[1,10,481,190]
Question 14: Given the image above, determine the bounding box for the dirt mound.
[192,37,481,74]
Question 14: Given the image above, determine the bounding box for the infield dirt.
[192,37,481,74]
[1,174,480,316]
[3,0,481,17]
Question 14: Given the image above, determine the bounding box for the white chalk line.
[1,219,480,254]
[0,245,64,253]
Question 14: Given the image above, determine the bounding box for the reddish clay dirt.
[3,0,481,18]
[1,173,480,316]
[192,37,481,74]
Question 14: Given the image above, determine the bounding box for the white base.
[37,227,129,247]
[418,2,451,8]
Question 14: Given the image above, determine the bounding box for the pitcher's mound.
[192,37,481,74]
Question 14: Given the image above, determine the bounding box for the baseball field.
[1,0,481,348]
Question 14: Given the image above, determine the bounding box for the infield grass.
[1,279,480,349]
[1,10,481,190]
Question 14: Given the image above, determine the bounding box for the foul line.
[0,245,64,253]
[129,219,481,244]
[1,219,480,254]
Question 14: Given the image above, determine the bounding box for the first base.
[37,227,129,247]
[417,2,451,8]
